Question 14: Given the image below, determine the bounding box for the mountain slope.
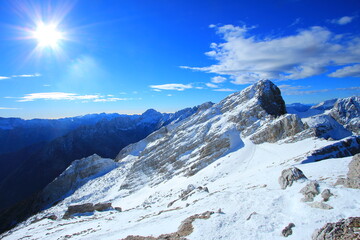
[0,107,200,233]
[1,80,359,240]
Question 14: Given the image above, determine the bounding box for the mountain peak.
[253,80,286,116]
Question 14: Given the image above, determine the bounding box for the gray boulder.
[279,167,307,189]
[282,223,295,237]
[300,181,319,202]
[321,189,332,202]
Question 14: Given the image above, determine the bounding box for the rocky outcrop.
[346,154,360,189]
[300,181,319,202]
[312,217,360,240]
[330,96,360,135]
[337,154,360,189]
[251,114,306,144]
[41,154,118,206]
[63,202,114,219]
[302,136,360,163]
[279,167,307,189]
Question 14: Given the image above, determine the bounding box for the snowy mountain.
[0,107,200,229]
[1,80,359,240]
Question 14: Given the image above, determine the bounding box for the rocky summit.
[1,80,359,240]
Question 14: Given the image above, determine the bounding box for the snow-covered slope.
[1,80,359,240]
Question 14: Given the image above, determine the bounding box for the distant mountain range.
[0,107,201,215]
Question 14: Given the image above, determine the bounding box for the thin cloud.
[211,76,227,83]
[183,24,360,84]
[0,107,20,110]
[328,64,360,78]
[213,88,237,92]
[279,84,360,95]
[150,83,193,91]
[206,83,218,88]
[0,76,10,80]
[17,92,100,102]
[93,98,131,102]
[12,73,41,78]
[331,16,355,25]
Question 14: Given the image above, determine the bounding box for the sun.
[32,23,63,48]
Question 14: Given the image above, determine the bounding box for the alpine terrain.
[1,80,359,240]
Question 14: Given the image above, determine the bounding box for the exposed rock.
[279,167,307,189]
[94,203,113,212]
[251,114,306,144]
[63,202,113,219]
[346,154,360,189]
[255,80,287,117]
[301,136,360,164]
[308,201,333,210]
[300,181,319,202]
[312,217,360,240]
[115,207,122,212]
[321,189,332,202]
[121,211,214,240]
[282,223,295,237]
[63,203,94,219]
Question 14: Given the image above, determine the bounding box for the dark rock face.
[63,203,95,219]
[63,202,113,219]
[255,80,287,117]
[312,217,360,240]
[302,136,360,164]
[279,167,307,189]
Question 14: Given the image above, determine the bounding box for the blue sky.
[0,0,359,119]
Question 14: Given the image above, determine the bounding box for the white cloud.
[183,24,360,84]
[150,83,193,91]
[328,64,360,78]
[0,107,20,110]
[12,73,41,78]
[17,92,100,102]
[167,94,172,97]
[331,16,355,25]
[206,83,218,88]
[0,73,41,80]
[213,88,237,92]
[278,85,328,95]
[279,84,360,95]
[211,76,227,83]
[93,98,129,102]
[17,92,137,102]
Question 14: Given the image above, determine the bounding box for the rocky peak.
[255,80,287,117]
[219,80,286,117]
